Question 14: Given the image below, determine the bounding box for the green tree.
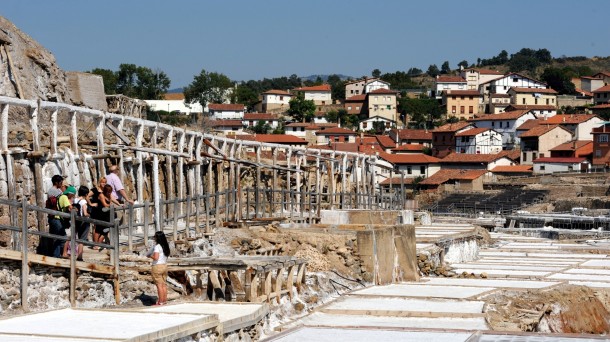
[427,64,440,77]
[407,67,423,76]
[251,120,271,134]
[90,68,118,95]
[540,67,576,94]
[116,63,138,97]
[232,84,259,111]
[184,69,234,109]
[372,69,381,78]
[288,95,316,122]
[327,74,345,101]
[440,61,451,74]
[112,64,170,99]
[398,97,444,128]
[457,60,469,69]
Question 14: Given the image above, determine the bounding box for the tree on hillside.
[372,69,381,78]
[407,67,423,76]
[457,60,469,69]
[251,120,271,134]
[398,97,444,129]
[540,67,576,94]
[90,68,118,95]
[380,71,418,90]
[183,69,233,109]
[288,95,316,122]
[232,84,259,111]
[327,74,345,102]
[427,64,440,77]
[440,61,451,74]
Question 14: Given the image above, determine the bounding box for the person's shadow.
[137,292,158,306]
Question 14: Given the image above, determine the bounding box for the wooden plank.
[0,249,113,275]
[286,265,295,300]
[274,268,284,304]
[20,199,28,312]
[105,119,131,145]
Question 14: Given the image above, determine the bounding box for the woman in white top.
[146,231,170,305]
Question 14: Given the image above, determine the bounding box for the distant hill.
[301,74,352,82]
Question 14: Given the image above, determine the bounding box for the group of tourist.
[45,166,170,305]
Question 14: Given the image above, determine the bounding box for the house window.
[535,99,538,105]
[568,165,574,172]
[386,105,391,110]
[596,149,602,157]
[469,106,474,114]
[460,106,465,114]
[452,106,456,113]
[459,85,464,89]
[356,90,360,94]
[280,96,283,101]
[348,106,352,110]
[407,166,412,174]
[420,166,425,174]
[540,165,545,171]
[301,127,305,132]
[351,90,354,94]
[522,98,526,104]
[600,134,609,143]
[249,121,254,126]
[356,106,360,110]
[461,96,465,100]
[363,122,368,128]
[491,122,495,127]
[513,78,519,82]
[546,99,549,105]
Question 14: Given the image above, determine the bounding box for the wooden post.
[20,198,29,312]
[173,197,178,239]
[186,196,191,237]
[262,271,272,303]
[30,103,46,232]
[255,145,261,219]
[50,109,58,156]
[143,201,150,247]
[69,209,76,307]
[286,265,296,299]
[152,154,161,232]
[341,154,347,209]
[128,202,134,251]
[274,268,284,304]
[194,137,203,234]
[296,263,306,292]
[0,104,8,152]
[272,147,277,215]
[135,124,145,213]
[111,205,121,305]
[177,130,185,217]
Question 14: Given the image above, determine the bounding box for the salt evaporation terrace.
[3,211,610,341]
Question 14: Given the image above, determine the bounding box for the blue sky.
[2,0,607,88]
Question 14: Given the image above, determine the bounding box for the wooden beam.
[0,249,114,275]
[105,119,131,145]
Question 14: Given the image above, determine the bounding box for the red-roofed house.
[507,87,557,116]
[593,85,610,105]
[344,94,366,115]
[460,68,504,91]
[440,153,515,171]
[533,157,589,174]
[209,119,244,135]
[419,169,488,192]
[367,88,400,123]
[540,114,603,141]
[293,84,332,106]
[261,90,293,113]
[442,90,483,120]
[592,123,610,167]
[252,134,308,149]
[389,129,432,147]
[391,144,425,154]
[315,127,357,144]
[549,140,593,159]
[434,76,467,99]
[520,125,573,164]
[378,153,441,179]
[469,109,537,149]
[431,121,475,157]
[490,165,533,178]
[455,128,503,154]
[581,76,605,93]
[344,78,390,99]
[144,93,204,116]
[208,103,245,120]
[243,113,281,130]
[359,116,396,132]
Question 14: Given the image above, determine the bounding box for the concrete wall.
[320,209,414,225]
[66,72,108,111]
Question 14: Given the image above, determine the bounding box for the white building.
[293,84,332,106]
[208,103,245,120]
[261,89,293,113]
[144,93,203,115]
[533,157,589,174]
[468,109,537,149]
[243,113,281,130]
[359,116,395,132]
[455,128,503,154]
[344,78,390,99]
[434,76,467,99]
[483,73,548,96]
[460,68,503,90]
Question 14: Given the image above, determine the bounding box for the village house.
[144,93,203,115]
[391,144,425,154]
[490,165,533,180]
[366,88,399,123]
[433,75,467,99]
[359,116,396,132]
[581,76,605,93]
[431,121,475,157]
[344,94,366,115]
[440,153,515,171]
[243,113,281,130]
[469,109,537,149]
[389,128,432,147]
[293,84,332,106]
[209,119,244,135]
[253,134,309,150]
[315,127,357,144]
[549,140,593,159]
[442,90,482,120]
[593,72,610,86]
[482,72,548,96]
[378,153,441,179]
[507,87,558,114]
[455,127,503,154]
[460,68,504,90]
[419,169,488,192]
[344,78,390,99]
[533,157,590,174]
[489,93,512,113]
[356,135,396,153]
[261,89,293,113]
[208,103,245,120]
[591,122,610,167]
[519,125,573,165]
[542,114,603,141]
[504,104,557,118]
[593,85,610,105]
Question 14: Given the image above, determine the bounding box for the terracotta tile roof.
[368,88,399,94]
[375,135,396,148]
[443,90,482,96]
[455,128,493,137]
[581,76,602,80]
[463,68,503,75]
[491,165,533,173]
[344,78,381,85]
[436,76,466,83]
[209,120,243,127]
[316,127,357,135]
[262,89,293,96]
[469,109,531,121]
[549,140,592,151]
[440,152,508,163]
[305,123,338,131]
[243,113,279,120]
[497,149,522,161]
[163,93,185,100]
[520,124,567,138]
[505,105,556,111]
[379,152,440,164]
[345,94,366,101]
[516,119,542,131]
[254,134,308,144]
[232,134,256,141]
[592,104,610,109]
[294,84,331,92]
[593,85,610,93]
[480,72,547,86]
[490,93,511,98]
[208,103,245,111]
[380,177,416,186]
[419,169,487,185]
[394,129,433,141]
[391,144,425,152]
[575,88,594,97]
[509,87,557,94]
[533,157,586,163]
[543,114,599,124]
[432,121,472,132]
[594,72,610,78]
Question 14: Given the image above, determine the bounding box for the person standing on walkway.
[146,231,170,306]
[46,175,66,257]
[105,165,134,205]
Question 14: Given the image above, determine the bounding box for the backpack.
[45,193,61,219]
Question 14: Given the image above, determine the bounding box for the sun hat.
[63,185,77,195]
